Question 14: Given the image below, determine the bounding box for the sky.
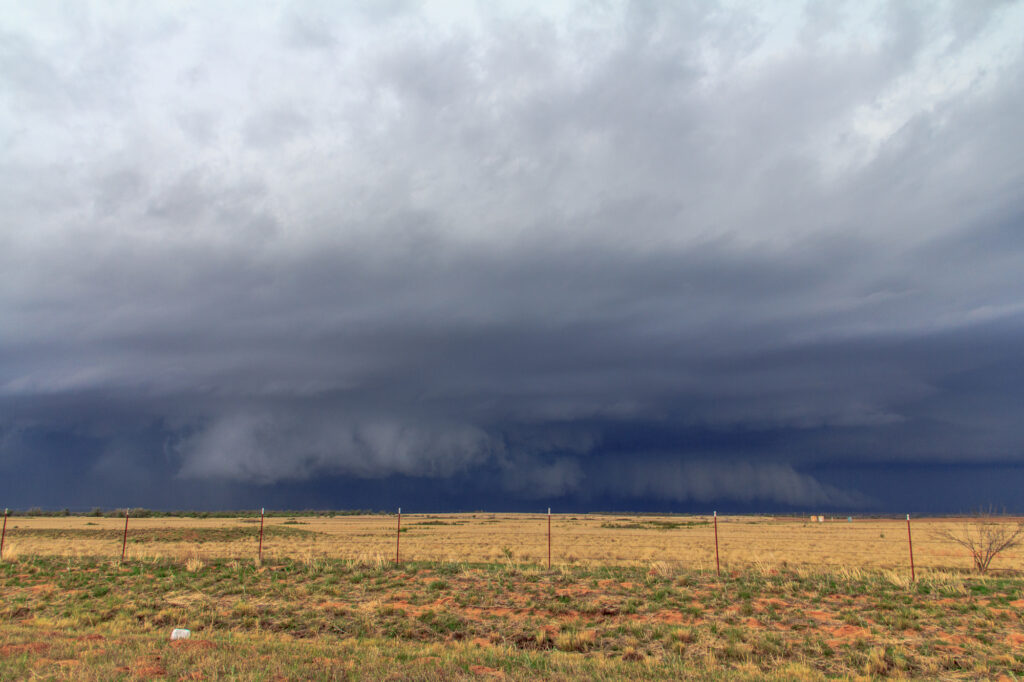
[2,0,1024,514]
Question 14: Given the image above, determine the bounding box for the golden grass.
[184,552,204,573]
[3,513,1023,572]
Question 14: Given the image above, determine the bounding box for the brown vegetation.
[2,552,1024,679]
[2,513,1023,573]
[933,514,1024,573]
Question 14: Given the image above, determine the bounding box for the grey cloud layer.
[1,1,1023,507]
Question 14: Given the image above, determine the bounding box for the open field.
[3,514,1024,679]
[3,513,1024,572]
[2,555,1024,679]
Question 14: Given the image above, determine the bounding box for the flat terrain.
[2,514,1023,679]
[4,513,1024,572]
[2,556,1024,680]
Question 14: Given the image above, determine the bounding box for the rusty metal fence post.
[121,509,129,562]
[906,513,915,581]
[547,508,552,570]
[258,507,265,561]
[395,508,402,564]
[714,511,720,575]
[0,508,7,561]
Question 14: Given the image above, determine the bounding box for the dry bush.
[933,514,1024,574]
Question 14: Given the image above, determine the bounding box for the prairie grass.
[3,513,1023,574]
[2,552,1024,679]
[3,513,1024,678]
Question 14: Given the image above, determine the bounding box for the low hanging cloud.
[176,412,497,484]
[594,458,870,508]
[1,2,1024,510]
[494,454,865,507]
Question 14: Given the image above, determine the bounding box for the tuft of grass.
[185,553,205,573]
[554,629,597,652]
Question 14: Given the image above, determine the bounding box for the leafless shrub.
[933,513,1024,574]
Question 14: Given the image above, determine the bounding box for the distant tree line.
[7,508,390,518]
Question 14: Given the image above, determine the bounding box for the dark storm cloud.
[1,1,1023,510]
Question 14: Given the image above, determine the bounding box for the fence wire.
[2,512,1023,574]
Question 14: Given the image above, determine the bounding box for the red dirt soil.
[0,642,49,657]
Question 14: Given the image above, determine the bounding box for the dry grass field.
[3,513,1023,572]
[2,514,1024,679]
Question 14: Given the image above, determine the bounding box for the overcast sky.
[2,1,1024,512]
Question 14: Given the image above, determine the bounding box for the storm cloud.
[2,1,1024,511]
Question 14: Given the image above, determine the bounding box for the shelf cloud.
[2,1,1023,511]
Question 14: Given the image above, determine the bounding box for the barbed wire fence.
[2,507,1024,576]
